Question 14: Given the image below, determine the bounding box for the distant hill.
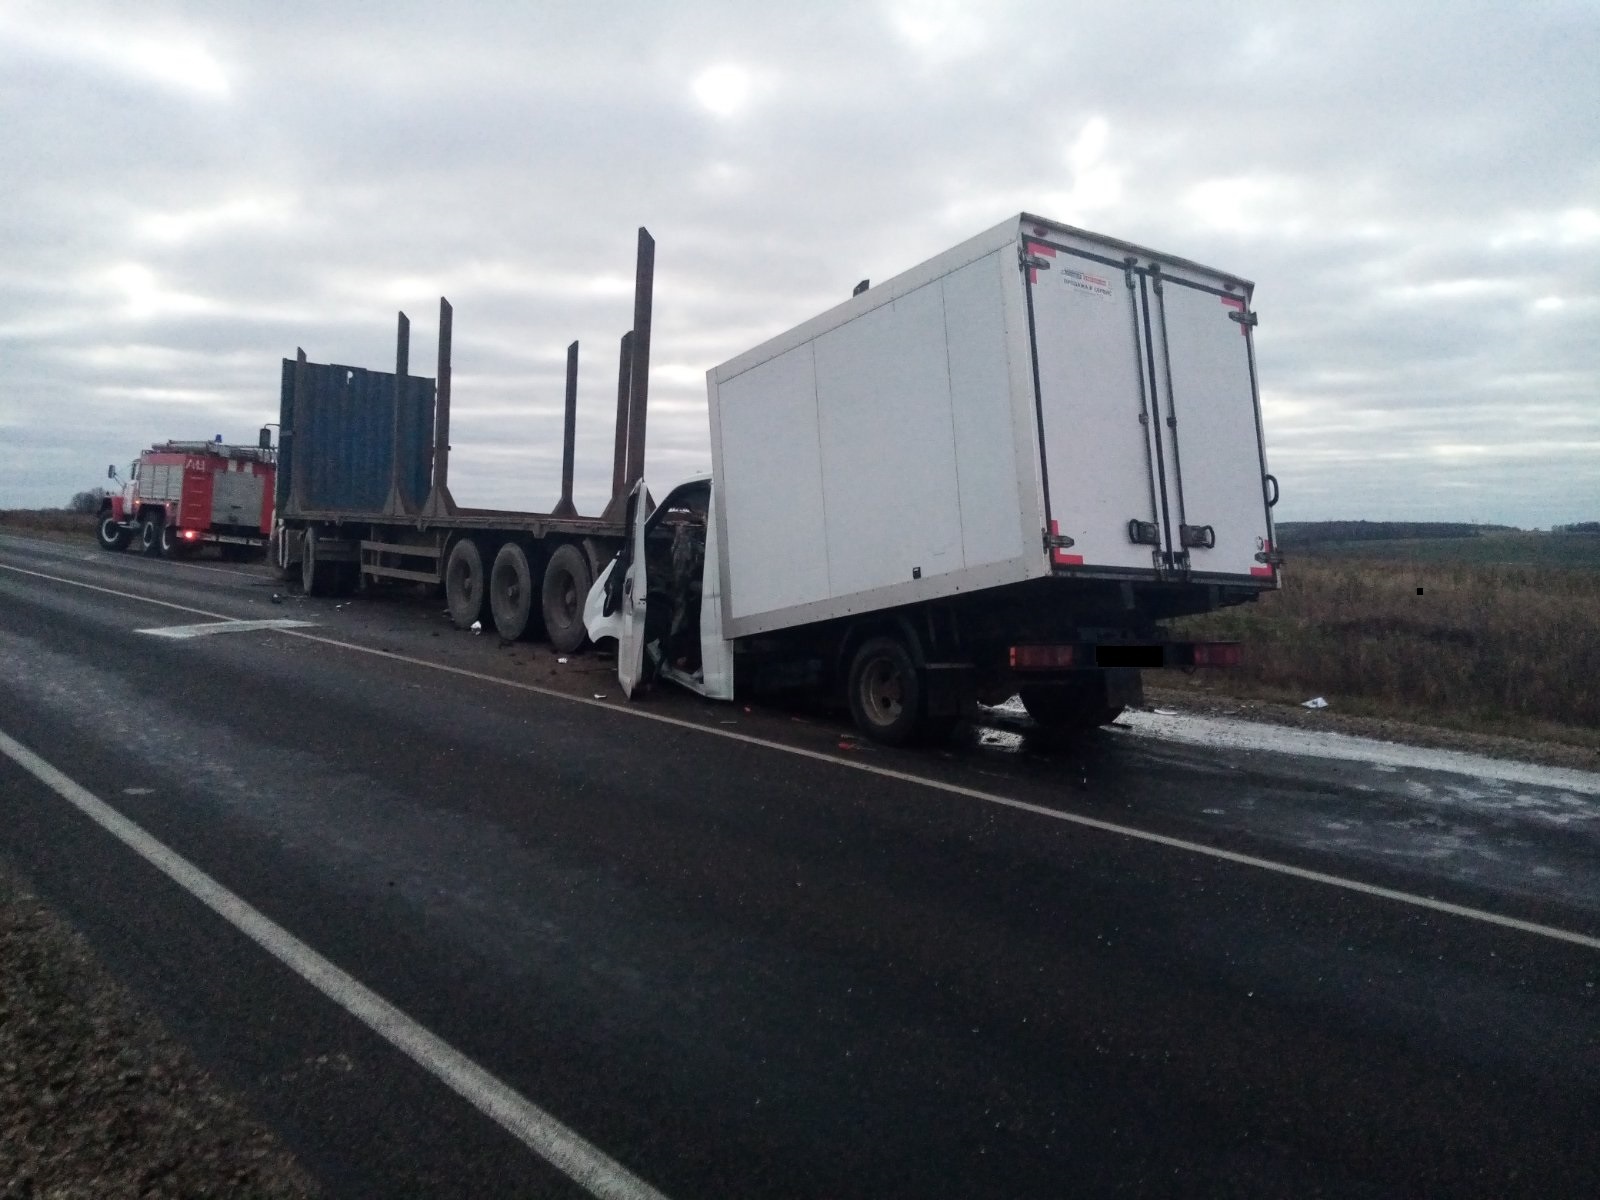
[1274,521,1517,548]
[1272,522,1600,570]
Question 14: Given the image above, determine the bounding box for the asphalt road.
[2,531,1597,1198]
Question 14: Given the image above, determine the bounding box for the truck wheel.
[301,527,332,595]
[847,636,923,746]
[489,543,534,640]
[541,545,592,654]
[96,514,131,552]
[160,525,193,558]
[445,538,487,630]
[1018,683,1123,734]
[139,515,164,558]
[270,528,297,581]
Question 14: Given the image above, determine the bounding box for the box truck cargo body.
[587,214,1279,742]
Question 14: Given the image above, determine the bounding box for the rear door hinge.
[1229,309,1259,328]
[1022,251,1051,272]
[1044,528,1076,552]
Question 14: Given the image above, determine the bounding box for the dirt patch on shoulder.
[0,859,317,1198]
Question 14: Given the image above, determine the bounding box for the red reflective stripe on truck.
[1250,566,1273,576]
[1220,294,1248,335]
[1025,240,1056,284]
[1048,520,1083,566]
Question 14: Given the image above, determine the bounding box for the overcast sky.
[2,0,1596,526]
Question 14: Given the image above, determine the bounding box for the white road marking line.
[0,727,672,1200]
[6,561,1600,954]
[137,618,316,639]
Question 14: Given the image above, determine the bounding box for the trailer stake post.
[383,311,414,516]
[289,348,309,515]
[622,227,654,492]
[552,339,580,517]
[602,330,633,522]
[422,297,457,516]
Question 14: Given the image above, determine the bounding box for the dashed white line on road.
[0,726,672,1200]
[6,559,1600,955]
[137,618,316,639]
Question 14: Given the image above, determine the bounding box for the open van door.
[616,479,650,698]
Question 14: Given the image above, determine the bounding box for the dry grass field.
[0,509,96,538]
[1170,554,1600,747]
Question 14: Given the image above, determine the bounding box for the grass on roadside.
[1167,555,1600,749]
[0,509,96,539]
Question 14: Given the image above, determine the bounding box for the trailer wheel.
[541,544,592,654]
[444,538,488,630]
[96,514,131,552]
[301,527,337,596]
[847,636,923,746]
[489,543,534,640]
[139,514,164,558]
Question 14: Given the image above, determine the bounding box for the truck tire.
[847,636,924,746]
[139,515,164,558]
[300,527,350,596]
[270,528,297,582]
[96,514,131,552]
[444,538,487,630]
[160,524,193,559]
[489,543,534,640]
[1018,682,1123,734]
[541,544,591,654]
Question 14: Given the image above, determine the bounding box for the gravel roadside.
[0,858,317,1199]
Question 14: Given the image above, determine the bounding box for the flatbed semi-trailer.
[272,229,657,653]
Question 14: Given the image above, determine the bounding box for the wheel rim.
[142,524,156,549]
[99,518,118,542]
[860,657,905,726]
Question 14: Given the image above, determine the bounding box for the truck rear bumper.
[1008,641,1242,671]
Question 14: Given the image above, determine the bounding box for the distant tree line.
[1553,521,1600,535]
[66,488,107,513]
[1273,520,1512,547]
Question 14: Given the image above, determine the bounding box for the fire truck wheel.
[541,544,592,654]
[444,538,488,629]
[139,515,164,558]
[96,515,131,552]
[489,543,535,640]
[160,524,193,558]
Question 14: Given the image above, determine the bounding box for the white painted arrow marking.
[136,619,316,639]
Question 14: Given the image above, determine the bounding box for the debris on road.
[1302,696,1330,710]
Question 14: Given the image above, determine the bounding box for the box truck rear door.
[1024,235,1164,574]
[1147,272,1273,580]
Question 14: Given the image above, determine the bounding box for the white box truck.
[585,213,1281,743]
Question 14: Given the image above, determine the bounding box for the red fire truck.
[97,437,276,559]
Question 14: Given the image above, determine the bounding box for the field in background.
[1171,547,1600,747]
[1285,531,1600,570]
[0,510,95,538]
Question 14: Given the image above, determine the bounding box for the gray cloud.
[2,0,1597,527]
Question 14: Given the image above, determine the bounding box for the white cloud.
[0,3,231,97]
[691,64,753,118]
